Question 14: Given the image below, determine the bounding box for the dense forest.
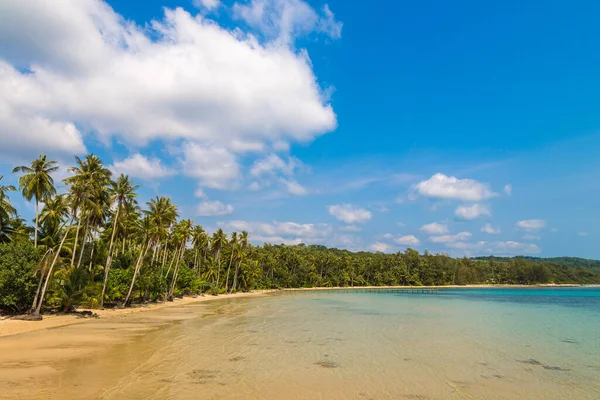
[1,154,599,314]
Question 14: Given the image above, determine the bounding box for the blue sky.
[0,0,599,257]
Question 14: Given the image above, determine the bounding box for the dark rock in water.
[72,310,99,319]
[560,338,578,344]
[543,365,570,371]
[315,360,338,368]
[518,359,543,366]
[11,314,43,321]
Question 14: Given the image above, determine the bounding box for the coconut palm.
[100,174,138,308]
[167,219,193,298]
[191,224,206,275]
[211,228,227,286]
[225,232,238,292]
[232,230,249,292]
[12,154,58,247]
[64,154,112,268]
[0,175,16,243]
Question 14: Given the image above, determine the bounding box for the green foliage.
[0,241,41,313]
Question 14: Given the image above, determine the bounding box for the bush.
[0,241,41,313]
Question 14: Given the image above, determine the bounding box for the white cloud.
[395,235,420,246]
[577,232,588,237]
[415,173,497,202]
[194,187,208,199]
[232,0,342,46]
[504,184,512,195]
[420,222,449,235]
[370,242,389,252]
[218,219,331,244]
[446,240,541,256]
[192,0,221,11]
[516,219,546,232]
[454,204,491,220]
[429,232,472,243]
[0,1,337,179]
[481,223,501,234]
[282,179,308,195]
[328,204,372,224]
[110,153,173,180]
[197,201,234,216]
[250,153,299,177]
[181,142,241,190]
[382,233,394,239]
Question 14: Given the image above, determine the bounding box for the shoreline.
[0,290,277,338]
[0,284,589,338]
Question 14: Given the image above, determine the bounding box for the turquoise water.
[8,287,600,399]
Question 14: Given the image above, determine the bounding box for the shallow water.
[1,287,600,399]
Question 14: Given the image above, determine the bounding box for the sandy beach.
[0,290,276,338]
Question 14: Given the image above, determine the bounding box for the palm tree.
[124,215,153,306]
[191,224,206,276]
[38,194,69,249]
[232,230,249,292]
[211,229,227,287]
[12,154,58,247]
[225,232,238,292]
[0,175,16,242]
[64,154,112,268]
[100,174,138,308]
[167,219,193,298]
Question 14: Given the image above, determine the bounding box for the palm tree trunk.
[124,240,151,306]
[34,199,39,248]
[34,220,73,316]
[225,249,235,292]
[70,212,82,268]
[168,243,185,298]
[88,240,95,272]
[215,250,221,287]
[232,258,242,293]
[194,249,200,277]
[165,246,178,279]
[77,215,90,268]
[100,205,120,308]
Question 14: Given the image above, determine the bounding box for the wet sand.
[0,290,275,338]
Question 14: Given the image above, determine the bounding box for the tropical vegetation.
[0,154,599,314]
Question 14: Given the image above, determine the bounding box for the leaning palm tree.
[100,174,138,308]
[211,228,227,287]
[225,232,238,292]
[191,224,206,275]
[12,154,58,247]
[64,154,112,268]
[232,230,249,292]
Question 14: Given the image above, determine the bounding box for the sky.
[1,0,599,258]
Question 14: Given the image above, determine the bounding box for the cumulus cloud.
[0,0,337,183]
[420,222,449,235]
[192,0,221,11]
[370,242,389,252]
[481,223,501,234]
[429,232,472,243]
[454,204,491,220]
[328,204,372,224]
[414,173,497,202]
[180,143,241,190]
[516,219,546,232]
[395,235,420,246]
[504,184,512,195]
[232,0,342,46]
[218,219,331,244]
[197,201,234,216]
[110,153,173,180]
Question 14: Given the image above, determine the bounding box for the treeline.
[1,154,599,314]
[472,256,600,269]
